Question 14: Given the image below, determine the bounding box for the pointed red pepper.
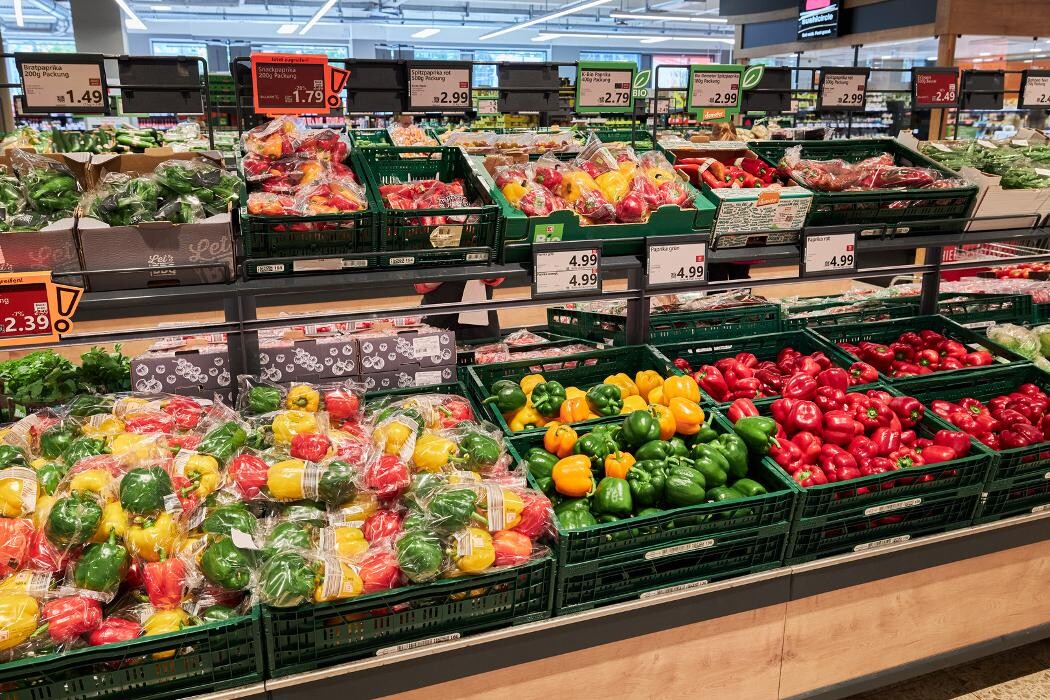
[694,365,729,402]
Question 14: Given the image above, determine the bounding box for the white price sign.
[819,70,868,111]
[647,240,707,289]
[408,65,471,111]
[1021,73,1050,108]
[17,55,107,113]
[578,69,634,109]
[802,232,856,276]
[478,99,499,115]
[689,71,740,110]
[533,246,601,298]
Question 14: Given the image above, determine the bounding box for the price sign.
[0,271,81,348]
[817,68,869,112]
[912,68,959,109]
[478,99,499,115]
[1020,70,1050,108]
[407,62,472,112]
[687,64,744,122]
[252,53,348,115]
[16,53,108,114]
[532,243,602,299]
[645,236,707,290]
[575,61,636,114]
[802,231,857,277]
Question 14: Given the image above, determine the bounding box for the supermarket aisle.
[846,639,1050,699]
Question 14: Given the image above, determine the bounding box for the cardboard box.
[131,339,232,396]
[355,326,456,373]
[258,334,360,383]
[361,365,456,391]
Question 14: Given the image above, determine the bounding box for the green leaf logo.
[634,70,651,89]
[741,65,765,91]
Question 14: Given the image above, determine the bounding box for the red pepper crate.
[973,469,1050,524]
[894,363,1050,487]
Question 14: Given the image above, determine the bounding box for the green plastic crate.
[973,469,1050,524]
[467,344,681,436]
[936,292,1034,329]
[1033,302,1050,324]
[748,139,979,234]
[0,608,262,700]
[355,147,502,268]
[780,297,920,332]
[546,306,629,346]
[811,314,1027,384]
[261,556,552,677]
[894,364,1050,486]
[785,486,982,564]
[348,128,394,148]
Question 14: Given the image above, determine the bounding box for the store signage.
[817,67,869,112]
[1020,70,1050,109]
[251,53,349,115]
[802,230,856,277]
[532,243,602,299]
[0,271,82,348]
[687,64,744,123]
[575,61,636,114]
[912,68,959,109]
[645,236,707,290]
[407,62,472,112]
[797,0,840,41]
[16,53,108,114]
[477,98,499,115]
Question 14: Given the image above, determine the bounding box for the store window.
[3,39,76,87]
[580,52,642,69]
[151,40,207,60]
[652,54,717,88]
[414,48,464,61]
[473,49,547,88]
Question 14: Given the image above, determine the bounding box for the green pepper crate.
[0,607,262,700]
[348,128,394,148]
[354,147,502,268]
[785,486,982,564]
[1032,302,1050,324]
[261,555,553,677]
[466,344,685,437]
[747,139,979,234]
[973,468,1050,524]
[512,413,796,613]
[894,363,1050,486]
[810,314,1028,385]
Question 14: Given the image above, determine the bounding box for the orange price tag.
[251,53,350,115]
[0,271,81,348]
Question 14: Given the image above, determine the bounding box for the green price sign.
[575,61,636,114]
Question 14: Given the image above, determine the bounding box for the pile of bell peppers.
[673,156,785,190]
[930,382,1050,451]
[837,329,995,380]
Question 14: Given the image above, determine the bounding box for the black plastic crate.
[974,469,1050,524]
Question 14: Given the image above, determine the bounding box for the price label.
[575,62,635,114]
[533,244,602,299]
[252,53,346,115]
[912,68,959,108]
[0,271,81,348]
[16,54,108,114]
[689,71,739,110]
[802,231,857,277]
[478,99,498,115]
[646,237,707,290]
[1020,71,1050,108]
[818,68,869,112]
[407,63,472,112]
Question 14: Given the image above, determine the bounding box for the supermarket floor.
[845,638,1050,700]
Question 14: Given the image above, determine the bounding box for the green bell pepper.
[733,416,779,458]
[573,433,611,470]
[202,503,259,537]
[37,462,68,496]
[593,476,633,516]
[401,511,428,532]
[691,455,728,489]
[523,447,558,494]
[634,440,674,462]
[664,465,706,507]
[119,466,174,516]
[403,472,447,514]
[39,426,75,460]
[635,507,663,517]
[73,529,128,595]
[731,478,767,497]
[67,395,113,417]
[483,380,527,414]
[201,537,253,590]
[0,445,27,469]
[318,460,357,505]
[246,385,283,414]
[694,415,718,444]
[62,437,106,466]
[554,499,597,530]
[198,421,247,464]
[622,410,660,448]
[455,432,501,470]
[706,485,743,503]
[590,423,626,451]
[200,604,237,623]
[395,530,443,583]
[46,492,103,547]
[427,488,480,532]
[585,384,623,417]
[713,433,749,481]
[668,437,690,457]
[691,443,730,472]
[245,428,269,451]
[531,381,566,418]
[260,551,315,606]
[263,521,313,559]
[626,460,666,508]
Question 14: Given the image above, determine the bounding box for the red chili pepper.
[694,365,729,403]
[792,431,823,463]
[920,444,956,464]
[143,555,186,609]
[787,400,823,434]
[162,396,204,431]
[362,509,403,543]
[727,398,760,423]
[782,374,818,401]
[290,432,332,462]
[871,427,902,456]
[41,596,103,643]
[792,465,828,487]
[822,411,857,447]
[366,455,411,500]
[816,367,849,393]
[888,396,924,428]
[770,398,799,425]
[88,617,142,646]
[849,362,879,385]
[228,453,269,499]
[324,389,361,422]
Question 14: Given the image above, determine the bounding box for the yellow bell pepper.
[455,527,495,574]
[543,424,577,458]
[552,455,595,497]
[604,373,639,398]
[286,385,321,412]
[267,459,308,501]
[508,404,546,432]
[620,395,647,414]
[668,398,704,436]
[663,375,701,404]
[91,501,128,543]
[0,571,45,596]
[647,385,668,406]
[314,559,363,602]
[374,420,414,455]
[125,511,178,562]
[0,469,33,517]
[69,468,113,494]
[634,370,663,399]
[324,526,368,559]
[271,410,319,445]
[143,607,192,659]
[483,486,524,529]
[564,386,586,400]
[176,534,204,559]
[519,374,546,396]
[604,451,636,479]
[29,458,47,470]
[0,593,39,652]
[412,432,457,472]
[649,404,677,441]
[332,492,379,523]
[32,493,54,530]
[80,415,125,439]
[449,470,482,484]
[558,396,591,424]
[109,433,156,460]
[595,170,630,203]
[184,453,221,498]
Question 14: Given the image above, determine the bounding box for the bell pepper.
[634,370,663,398]
[323,525,368,559]
[619,395,647,414]
[73,529,128,596]
[889,447,925,470]
[692,449,729,487]
[201,537,253,590]
[573,433,611,470]
[604,451,635,479]
[182,452,221,499]
[604,373,639,398]
[198,421,248,462]
[62,437,106,466]
[427,488,481,532]
[791,431,821,464]
[669,397,704,436]
[593,476,633,516]
[126,511,179,562]
[289,432,331,462]
[124,411,176,435]
[847,435,879,465]
[1002,423,1044,448]
[0,518,32,577]
[366,454,410,499]
[920,444,956,464]
[46,492,103,547]
[451,527,495,574]
[871,427,901,457]
[822,410,857,447]
[854,400,893,431]
[814,367,849,394]
[792,466,828,487]
[455,432,501,470]
[509,404,547,432]
[733,416,779,456]
[782,374,818,401]
[664,465,706,507]
[141,551,187,608]
[313,558,364,603]
[552,455,595,497]
[321,388,359,422]
[143,607,192,658]
[888,396,924,428]
[586,384,623,417]
[524,448,558,493]
[616,411,654,449]
[270,410,316,446]
[933,429,971,457]
[712,433,749,481]
[39,426,76,460]
[819,444,860,482]
[396,530,443,582]
[267,459,312,501]
[258,551,315,607]
[0,592,38,651]
[484,380,528,414]
[158,396,202,431]
[362,510,403,542]
[89,616,142,646]
[849,362,879,385]
[79,415,125,439]
[119,466,174,517]
[40,596,102,643]
[647,385,668,406]
[623,461,662,508]
[787,401,823,434]
[693,415,718,444]
[285,385,321,412]
[262,520,314,559]
[543,424,577,458]
[513,374,543,395]
[633,440,672,462]
[411,432,457,471]
[228,453,269,500]
[531,381,567,418]
[663,375,701,403]
[642,405,672,442]
[727,398,759,423]
[812,386,844,414]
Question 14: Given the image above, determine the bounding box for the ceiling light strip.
[479,0,613,41]
[609,12,728,24]
[300,0,337,35]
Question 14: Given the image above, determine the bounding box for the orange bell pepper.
[663,375,701,404]
[649,404,677,440]
[668,397,704,436]
[543,424,578,458]
[635,370,663,398]
[647,385,668,406]
[559,396,591,424]
[552,455,595,497]
[604,451,635,479]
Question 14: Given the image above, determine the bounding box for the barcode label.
[640,580,709,599]
[375,633,460,656]
[645,539,715,560]
[854,534,911,552]
[863,498,922,516]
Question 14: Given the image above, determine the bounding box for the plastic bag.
[242,117,300,159]
[987,323,1040,360]
[157,194,205,223]
[154,158,240,215]
[0,168,27,216]
[387,123,437,148]
[293,175,368,216]
[82,172,160,226]
[295,128,349,163]
[246,191,295,217]
[9,150,82,217]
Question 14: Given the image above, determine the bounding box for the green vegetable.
[46,492,103,547]
[246,385,282,414]
[202,503,258,537]
[483,380,527,413]
[626,460,665,508]
[0,445,28,469]
[62,436,106,465]
[530,381,566,418]
[119,466,174,516]
[197,421,247,464]
[39,425,76,460]
[200,537,253,590]
[318,460,356,505]
[523,447,558,494]
[200,604,237,623]
[0,350,78,406]
[593,477,633,517]
[76,345,131,393]
[262,521,313,560]
[712,433,749,481]
[85,174,160,226]
[585,384,623,417]
[572,433,611,470]
[554,498,596,530]
[37,462,68,496]
[664,465,706,507]
[622,410,660,448]
[395,530,443,583]
[259,552,315,607]
[426,488,480,532]
[733,416,779,457]
[73,529,129,595]
[455,432,501,470]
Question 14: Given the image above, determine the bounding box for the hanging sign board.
[575,61,636,114]
[0,271,82,348]
[817,67,869,112]
[532,242,602,299]
[1020,70,1050,109]
[687,64,744,122]
[16,53,108,114]
[798,0,841,40]
[645,236,707,290]
[911,67,959,109]
[118,57,204,114]
[406,62,472,112]
[251,53,349,115]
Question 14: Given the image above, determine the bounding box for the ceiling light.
[979,52,991,56]
[609,11,728,23]
[926,56,937,61]
[411,28,440,38]
[479,0,613,41]
[533,31,731,44]
[640,37,672,44]
[150,4,172,10]
[13,0,22,27]
[1032,48,1041,52]
[277,23,299,34]
[113,0,147,30]
[880,55,893,59]
[972,57,984,63]
[1026,59,1034,63]
[300,0,337,35]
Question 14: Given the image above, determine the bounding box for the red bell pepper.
[889,342,915,362]
[823,410,857,446]
[358,550,403,593]
[991,407,1029,427]
[0,517,32,578]
[949,409,979,434]
[865,389,893,405]
[871,427,902,457]
[796,357,822,377]
[1001,424,1045,448]
[1017,383,1046,397]
[963,350,994,367]
[849,362,878,385]
[976,432,1001,450]
[819,443,860,482]
[366,455,411,499]
[892,362,921,378]
[930,400,959,419]
[754,368,784,395]
[1041,413,1050,437]
[810,352,833,370]
[861,456,897,476]
[847,435,879,465]
[854,400,893,430]
[324,389,361,422]
[228,453,269,500]
[165,433,201,451]
[792,431,823,463]
[900,331,924,347]
[41,596,103,643]
[941,357,965,370]
[770,398,799,425]
[290,432,332,462]
[171,474,200,513]
[888,396,924,428]
[920,444,956,464]
[900,429,916,446]
[124,412,176,435]
[919,330,945,346]
[816,367,849,393]
[673,357,692,372]
[728,398,759,423]
[783,374,818,401]
[362,509,404,542]
[735,352,759,368]
[770,439,804,471]
[694,365,729,402]
[792,466,828,487]
[730,378,763,399]
[88,617,142,646]
[143,555,186,609]
[813,386,845,413]
[938,339,967,358]
[786,401,823,434]
[858,342,894,371]
[889,448,925,470]
[916,349,940,369]
[162,396,203,431]
[514,491,552,539]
